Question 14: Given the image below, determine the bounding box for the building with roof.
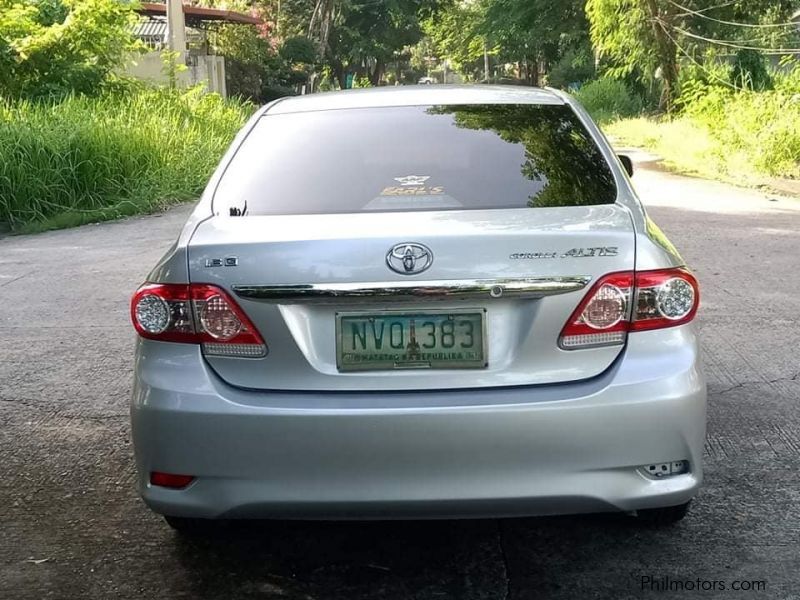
[125,1,262,97]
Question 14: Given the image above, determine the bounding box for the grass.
[604,116,762,185]
[601,89,800,190]
[0,86,252,233]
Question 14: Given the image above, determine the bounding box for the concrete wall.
[125,51,227,97]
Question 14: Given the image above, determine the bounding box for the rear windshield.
[214,104,617,216]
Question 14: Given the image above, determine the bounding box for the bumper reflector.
[150,472,195,489]
[641,460,689,478]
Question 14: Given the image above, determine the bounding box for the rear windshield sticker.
[394,175,430,186]
[381,185,445,196]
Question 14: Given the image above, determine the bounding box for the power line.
[685,1,736,15]
[667,0,798,28]
[668,22,800,54]
[672,1,737,19]
[665,27,795,46]
[657,20,742,90]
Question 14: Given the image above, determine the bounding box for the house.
[126,1,262,97]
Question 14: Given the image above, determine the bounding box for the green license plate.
[336,310,487,372]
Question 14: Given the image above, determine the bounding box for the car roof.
[265,85,565,115]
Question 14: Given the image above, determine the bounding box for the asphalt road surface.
[2,158,799,600]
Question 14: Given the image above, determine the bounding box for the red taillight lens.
[560,268,699,350]
[131,283,267,357]
[559,272,633,349]
[150,472,195,489]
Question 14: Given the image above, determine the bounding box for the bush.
[573,77,643,123]
[0,0,141,99]
[730,49,772,91]
[0,87,253,232]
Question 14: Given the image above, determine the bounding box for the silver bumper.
[131,327,706,519]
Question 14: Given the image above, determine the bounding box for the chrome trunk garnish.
[232,277,590,303]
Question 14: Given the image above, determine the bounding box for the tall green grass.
[605,90,800,185]
[596,63,800,185]
[0,86,252,232]
[685,88,800,180]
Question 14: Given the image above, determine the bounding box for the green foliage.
[480,0,588,84]
[0,87,253,231]
[547,46,595,89]
[586,0,655,83]
[607,87,800,184]
[207,18,278,101]
[574,77,643,124]
[161,50,188,89]
[326,0,434,87]
[422,0,589,84]
[0,0,141,99]
[280,36,318,66]
[351,75,373,88]
[422,2,486,79]
[586,0,800,111]
[730,49,772,91]
[689,89,800,178]
[773,57,800,94]
[208,21,314,101]
[279,36,319,86]
[671,60,730,115]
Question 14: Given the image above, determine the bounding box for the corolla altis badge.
[509,247,619,259]
[386,243,433,275]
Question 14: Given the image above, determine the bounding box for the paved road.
[1,160,799,600]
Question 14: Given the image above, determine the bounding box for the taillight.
[131,283,267,358]
[630,268,699,331]
[559,272,633,349]
[559,268,698,350]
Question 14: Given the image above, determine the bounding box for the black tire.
[163,515,213,535]
[636,501,691,525]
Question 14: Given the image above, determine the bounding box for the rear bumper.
[131,327,706,519]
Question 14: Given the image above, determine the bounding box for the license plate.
[336,310,487,372]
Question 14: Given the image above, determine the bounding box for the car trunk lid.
[186,205,634,391]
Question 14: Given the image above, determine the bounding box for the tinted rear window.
[215,104,617,216]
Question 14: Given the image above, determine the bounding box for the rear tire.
[636,501,691,525]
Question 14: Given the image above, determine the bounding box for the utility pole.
[164,0,188,88]
[643,0,678,113]
[165,0,187,56]
[483,38,490,83]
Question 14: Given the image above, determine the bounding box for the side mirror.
[618,154,634,177]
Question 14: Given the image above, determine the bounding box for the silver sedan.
[130,85,706,532]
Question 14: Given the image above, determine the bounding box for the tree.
[587,0,800,112]
[0,0,141,99]
[422,0,590,85]
[323,0,436,88]
[479,0,588,85]
[423,2,486,80]
[586,0,674,110]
